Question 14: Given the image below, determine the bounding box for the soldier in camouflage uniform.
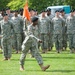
[52,10,63,53]
[0,13,14,60]
[6,7,13,20]
[5,8,15,50]
[11,10,23,53]
[20,16,50,71]
[46,8,54,51]
[0,10,3,49]
[66,10,75,53]
[60,9,67,50]
[39,10,49,53]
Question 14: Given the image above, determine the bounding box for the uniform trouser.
[1,38,12,58]
[68,34,75,49]
[62,34,67,48]
[30,40,39,57]
[20,40,43,66]
[48,33,53,49]
[0,39,1,47]
[40,34,48,50]
[53,34,63,50]
[14,33,22,51]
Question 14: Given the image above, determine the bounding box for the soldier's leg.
[49,33,53,51]
[17,34,22,52]
[7,39,12,60]
[31,46,50,71]
[58,34,63,53]
[13,34,17,53]
[40,34,45,53]
[68,35,73,53]
[54,35,59,52]
[62,34,67,50]
[72,34,75,53]
[20,42,31,71]
[48,34,50,51]
[44,34,48,52]
[1,39,8,60]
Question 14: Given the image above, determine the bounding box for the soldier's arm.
[0,22,2,38]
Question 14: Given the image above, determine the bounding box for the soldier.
[60,9,67,50]
[11,10,23,53]
[39,10,49,53]
[20,16,50,71]
[0,9,3,49]
[66,10,75,53]
[52,10,63,53]
[6,7,14,20]
[0,13,14,60]
[46,8,54,51]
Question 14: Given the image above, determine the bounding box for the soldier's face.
[42,12,45,16]
[3,16,8,20]
[14,12,18,17]
[33,20,38,26]
[60,12,65,16]
[6,10,10,14]
[56,12,60,16]
[70,12,74,16]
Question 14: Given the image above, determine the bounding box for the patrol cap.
[20,8,23,11]
[6,7,10,10]
[3,13,8,17]
[14,10,18,12]
[55,10,60,13]
[33,9,37,12]
[70,10,73,13]
[46,8,51,11]
[1,8,5,11]
[31,16,38,22]
[60,9,64,12]
[41,9,46,13]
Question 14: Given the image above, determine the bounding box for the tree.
[1,0,75,12]
[0,0,11,10]
[7,0,25,10]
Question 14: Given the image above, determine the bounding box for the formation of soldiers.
[0,7,75,60]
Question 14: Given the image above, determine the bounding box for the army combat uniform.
[11,16,23,53]
[39,16,49,53]
[66,13,75,53]
[52,15,63,53]
[20,23,43,65]
[0,19,14,59]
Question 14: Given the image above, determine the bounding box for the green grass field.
[0,49,75,75]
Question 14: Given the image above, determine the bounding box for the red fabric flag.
[23,1,30,21]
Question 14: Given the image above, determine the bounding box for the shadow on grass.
[43,57,75,59]
[46,70,75,73]
[11,59,46,61]
[26,69,75,73]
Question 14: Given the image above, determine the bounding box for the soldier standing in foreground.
[0,13,14,60]
[11,10,23,53]
[66,10,75,53]
[52,10,63,53]
[20,16,50,71]
[60,9,67,50]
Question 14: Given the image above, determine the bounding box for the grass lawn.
[0,49,75,75]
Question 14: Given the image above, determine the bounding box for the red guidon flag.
[23,1,31,21]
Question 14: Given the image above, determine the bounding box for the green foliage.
[0,0,11,10]
[0,0,75,12]
[7,0,25,10]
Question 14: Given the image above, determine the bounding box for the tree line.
[0,0,75,12]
